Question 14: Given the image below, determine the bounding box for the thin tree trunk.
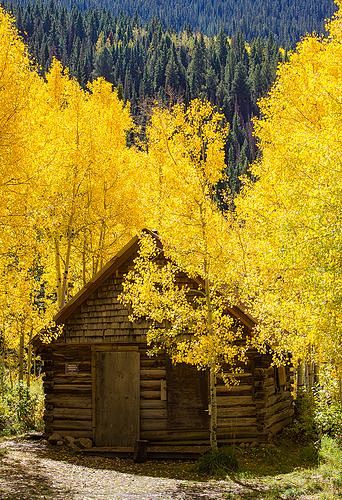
[54,237,63,307]
[209,366,218,450]
[9,361,13,389]
[61,228,73,307]
[0,352,4,393]
[82,232,87,286]
[26,331,32,387]
[200,200,218,451]
[18,323,24,385]
[94,222,106,276]
[205,274,218,450]
[297,362,304,390]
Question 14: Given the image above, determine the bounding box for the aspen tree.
[122,100,246,449]
[234,1,342,377]
[0,7,53,383]
[39,61,140,307]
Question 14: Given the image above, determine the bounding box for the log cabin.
[33,234,294,457]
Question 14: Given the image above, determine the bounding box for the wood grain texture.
[95,351,140,447]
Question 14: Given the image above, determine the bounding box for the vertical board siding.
[95,351,140,447]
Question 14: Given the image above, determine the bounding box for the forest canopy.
[5,0,336,42]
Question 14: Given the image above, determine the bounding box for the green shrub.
[283,388,318,444]
[299,443,319,464]
[197,446,239,476]
[319,435,342,469]
[314,391,342,441]
[0,379,44,435]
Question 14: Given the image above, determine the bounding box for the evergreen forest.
[6,0,336,42]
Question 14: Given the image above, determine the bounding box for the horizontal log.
[266,400,293,417]
[268,416,293,436]
[264,378,276,388]
[52,351,91,361]
[141,390,161,400]
[141,419,168,431]
[140,380,162,390]
[266,407,294,428]
[217,396,254,407]
[45,396,92,409]
[265,386,276,397]
[53,376,92,385]
[140,400,166,409]
[266,392,291,407]
[52,419,92,430]
[216,385,253,395]
[217,417,257,427]
[217,427,259,437]
[140,430,209,441]
[53,408,92,420]
[50,384,92,393]
[141,409,167,419]
[140,369,166,380]
[140,359,165,369]
[218,407,257,418]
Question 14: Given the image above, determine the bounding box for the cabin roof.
[53,231,255,330]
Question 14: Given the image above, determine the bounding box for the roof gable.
[54,232,255,330]
[55,235,140,324]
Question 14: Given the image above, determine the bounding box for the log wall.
[42,344,293,447]
[43,345,93,438]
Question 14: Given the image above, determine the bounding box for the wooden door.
[95,351,140,447]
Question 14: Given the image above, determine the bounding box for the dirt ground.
[0,438,258,499]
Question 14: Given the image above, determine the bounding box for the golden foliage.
[0,8,141,359]
[234,1,342,373]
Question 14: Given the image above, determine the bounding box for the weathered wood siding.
[217,370,259,444]
[60,270,150,345]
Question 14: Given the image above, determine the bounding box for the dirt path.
[0,438,252,499]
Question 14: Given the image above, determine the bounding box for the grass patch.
[228,437,342,499]
[319,435,342,469]
[196,446,239,476]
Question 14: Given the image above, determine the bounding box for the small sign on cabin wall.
[65,362,79,374]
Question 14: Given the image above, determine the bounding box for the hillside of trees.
[6,0,336,43]
[4,0,290,194]
[4,0,336,192]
